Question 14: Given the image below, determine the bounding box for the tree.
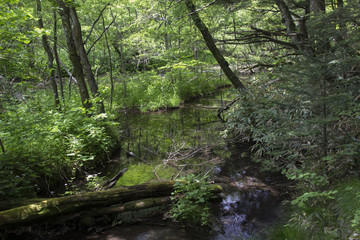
[69,5,105,113]
[56,0,92,110]
[0,0,34,81]
[53,10,65,105]
[184,0,245,90]
[37,0,60,108]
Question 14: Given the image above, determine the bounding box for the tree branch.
[86,17,115,55]
[184,0,245,90]
[83,3,110,45]
[250,26,289,37]
[51,46,77,84]
[216,35,298,49]
[176,0,217,21]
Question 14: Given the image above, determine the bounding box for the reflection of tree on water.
[116,92,285,239]
[54,91,285,240]
[118,100,223,165]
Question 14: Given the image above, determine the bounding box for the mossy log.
[0,180,222,228]
[54,196,173,228]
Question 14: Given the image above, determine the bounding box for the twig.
[217,97,240,123]
[83,3,110,45]
[153,170,161,181]
[176,0,217,21]
[174,165,186,179]
[86,17,116,55]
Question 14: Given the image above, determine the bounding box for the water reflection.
[56,90,284,240]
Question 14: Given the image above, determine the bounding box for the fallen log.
[55,196,173,227]
[0,181,174,228]
[0,180,222,229]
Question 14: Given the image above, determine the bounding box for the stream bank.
[47,142,288,240]
[1,89,290,239]
[54,90,289,239]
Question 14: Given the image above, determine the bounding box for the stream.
[56,90,286,240]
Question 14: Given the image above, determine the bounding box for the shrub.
[170,174,216,226]
[0,96,119,200]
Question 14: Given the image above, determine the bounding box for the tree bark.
[37,0,60,109]
[311,0,325,13]
[102,14,114,111]
[113,42,127,98]
[57,0,92,110]
[184,0,245,90]
[53,10,65,105]
[274,0,311,53]
[69,6,105,113]
[0,138,5,154]
[0,180,222,228]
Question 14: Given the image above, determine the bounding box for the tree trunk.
[57,0,91,110]
[0,138,5,154]
[69,6,105,113]
[184,0,245,90]
[113,42,127,98]
[311,0,325,13]
[102,14,114,111]
[0,180,222,228]
[53,10,65,105]
[37,0,60,109]
[274,0,311,53]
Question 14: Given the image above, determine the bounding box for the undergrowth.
[170,174,216,227]
[266,178,360,240]
[0,91,119,200]
[100,60,225,111]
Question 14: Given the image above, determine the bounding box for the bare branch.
[86,17,115,55]
[83,3,110,45]
[216,34,298,49]
[175,0,217,21]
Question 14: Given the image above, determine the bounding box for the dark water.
[55,90,285,240]
[210,146,284,239]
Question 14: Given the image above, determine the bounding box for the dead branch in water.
[153,143,224,179]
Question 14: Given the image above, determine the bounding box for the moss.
[116,206,163,223]
[122,197,171,211]
[114,163,177,187]
[0,181,176,228]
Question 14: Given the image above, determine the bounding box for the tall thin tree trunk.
[178,26,181,49]
[311,0,325,13]
[113,42,126,99]
[37,0,60,108]
[0,138,5,154]
[57,0,91,110]
[69,7,105,113]
[102,15,114,111]
[53,10,65,105]
[184,0,245,90]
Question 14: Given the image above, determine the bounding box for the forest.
[0,0,359,239]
